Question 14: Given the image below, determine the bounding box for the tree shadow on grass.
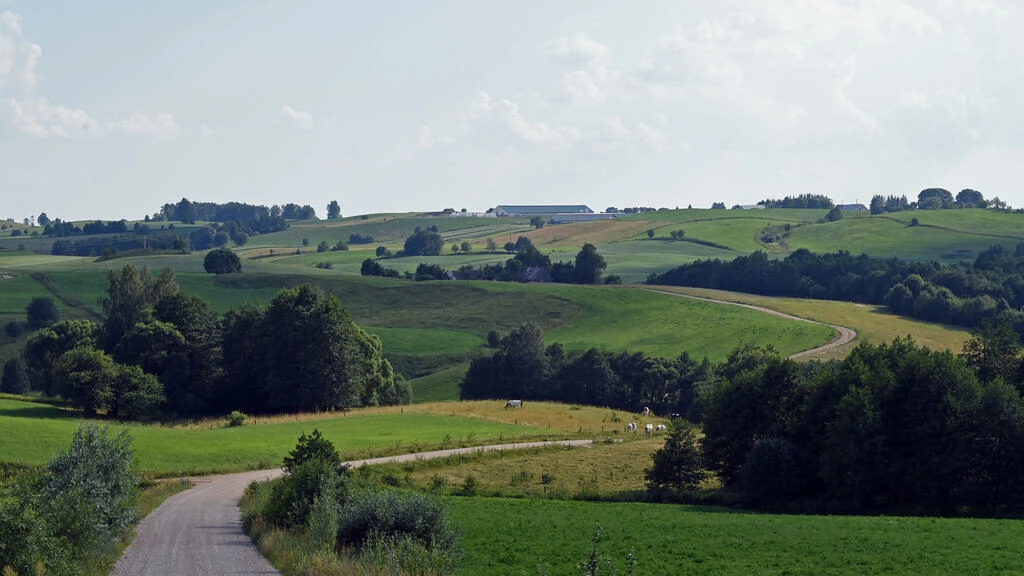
[0,404,77,420]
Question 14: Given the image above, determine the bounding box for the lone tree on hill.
[204,248,242,274]
[574,243,606,284]
[327,200,342,219]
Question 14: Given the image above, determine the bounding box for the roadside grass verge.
[449,497,1024,575]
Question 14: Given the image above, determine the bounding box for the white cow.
[641,406,651,417]
[626,422,637,432]
[505,399,523,409]
[655,424,667,432]
[644,423,654,435]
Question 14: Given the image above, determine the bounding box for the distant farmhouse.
[493,205,592,217]
[837,203,869,212]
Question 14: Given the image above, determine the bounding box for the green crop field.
[449,497,1024,575]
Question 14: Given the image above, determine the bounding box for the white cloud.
[458,91,495,122]
[416,125,453,149]
[899,88,931,109]
[280,105,314,131]
[497,99,581,149]
[1,9,183,139]
[110,112,179,138]
[833,56,879,138]
[548,34,618,106]
[635,122,672,152]
[4,97,178,138]
[940,0,1012,20]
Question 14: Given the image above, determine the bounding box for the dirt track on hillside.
[112,440,594,576]
[645,289,857,359]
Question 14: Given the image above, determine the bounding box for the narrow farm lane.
[112,440,594,576]
[644,289,857,359]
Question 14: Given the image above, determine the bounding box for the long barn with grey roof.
[494,205,592,217]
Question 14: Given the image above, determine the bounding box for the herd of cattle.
[504,400,668,435]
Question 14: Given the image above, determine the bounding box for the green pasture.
[658,287,971,356]
[788,214,1024,263]
[598,240,738,283]
[450,497,1024,575]
[506,283,836,359]
[0,399,560,475]
[407,364,469,403]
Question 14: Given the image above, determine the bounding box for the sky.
[1,1,1022,222]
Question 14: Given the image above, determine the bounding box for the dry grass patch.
[361,436,670,498]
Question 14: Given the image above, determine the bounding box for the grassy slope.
[29,270,834,361]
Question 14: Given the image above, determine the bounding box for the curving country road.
[112,440,594,576]
[644,289,857,359]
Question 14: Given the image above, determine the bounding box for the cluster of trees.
[757,194,834,209]
[604,206,661,214]
[0,424,140,574]
[402,227,443,256]
[348,233,374,244]
[460,323,710,417]
[660,328,1024,515]
[17,265,407,418]
[158,198,316,224]
[869,188,991,214]
[648,246,1024,331]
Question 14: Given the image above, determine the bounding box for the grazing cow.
[641,406,651,417]
[626,422,637,432]
[655,424,667,432]
[505,399,523,409]
[644,423,654,435]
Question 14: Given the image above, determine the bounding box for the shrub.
[644,421,707,491]
[282,429,341,473]
[43,424,138,567]
[336,489,460,571]
[263,457,350,528]
[227,410,247,427]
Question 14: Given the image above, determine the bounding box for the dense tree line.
[158,198,316,224]
[757,194,834,209]
[460,323,710,417]
[683,328,1024,515]
[18,265,407,418]
[647,246,1024,332]
[51,231,188,256]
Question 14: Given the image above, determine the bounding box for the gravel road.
[112,440,594,576]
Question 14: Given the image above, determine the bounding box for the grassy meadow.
[449,497,1024,575]
[0,398,591,476]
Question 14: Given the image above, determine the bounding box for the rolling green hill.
[1,207,1007,397]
